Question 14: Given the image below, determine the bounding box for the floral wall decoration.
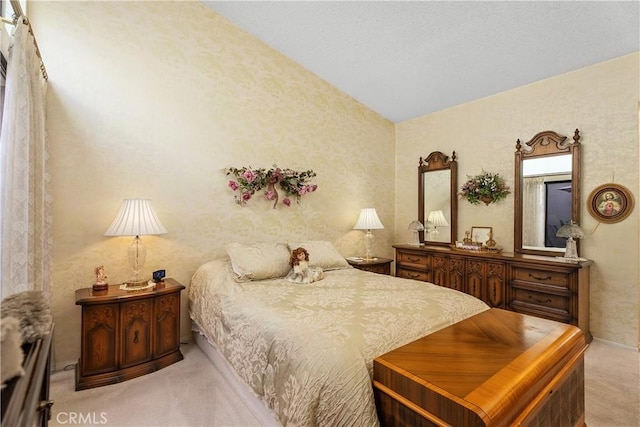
[460,170,510,205]
[226,166,318,208]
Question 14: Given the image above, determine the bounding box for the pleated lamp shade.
[104,199,167,237]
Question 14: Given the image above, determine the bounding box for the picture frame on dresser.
[470,226,492,245]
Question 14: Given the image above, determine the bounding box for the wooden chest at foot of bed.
[373,308,587,427]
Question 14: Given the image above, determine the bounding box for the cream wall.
[30,1,639,368]
[396,53,640,347]
[31,1,395,369]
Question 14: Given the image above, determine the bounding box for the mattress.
[189,258,489,427]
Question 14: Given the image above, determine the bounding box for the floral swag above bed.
[226,166,318,208]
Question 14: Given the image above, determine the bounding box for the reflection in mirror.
[515,129,581,256]
[418,152,457,246]
[522,156,572,250]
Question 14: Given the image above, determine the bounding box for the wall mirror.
[418,151,457,246]
[514,129,581,256]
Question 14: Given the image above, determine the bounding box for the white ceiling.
[203,1,639,123]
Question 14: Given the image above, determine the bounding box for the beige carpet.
[48,339,639,427]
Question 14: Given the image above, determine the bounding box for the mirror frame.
[418,151,458,246]
[514,129,581,256]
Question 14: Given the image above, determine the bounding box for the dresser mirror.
[514,129,581,256]
[418,151,457,246]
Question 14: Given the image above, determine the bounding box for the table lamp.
[555,220,585,260]
[353,208,384,260]
[427,210,449,236]
[407,221,425,246]
[104,199,167,287]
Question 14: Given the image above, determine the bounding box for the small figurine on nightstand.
[93,265,109,292]
[463,231,473,244]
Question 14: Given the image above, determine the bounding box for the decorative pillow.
[287,241,350,270]
[226,242,291,282]
[1,316,25,384]
[1,290,52,343]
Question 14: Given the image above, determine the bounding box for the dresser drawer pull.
[407,256,422,263]
[528,273,552,281]
[529,296,552,304]
[407,272,421,279]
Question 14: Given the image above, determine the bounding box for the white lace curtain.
[522,176,545,247]
[0,21,51,299]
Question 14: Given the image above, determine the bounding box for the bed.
[188,241,490,427]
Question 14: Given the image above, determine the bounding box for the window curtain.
[522,176,545,247]
[0,21,51,299]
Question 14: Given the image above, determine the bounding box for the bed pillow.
[226,242,291,282]
[287,240,350,270]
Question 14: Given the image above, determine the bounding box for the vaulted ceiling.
[203,1,639,123]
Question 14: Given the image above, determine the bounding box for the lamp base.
[124,278,149,288]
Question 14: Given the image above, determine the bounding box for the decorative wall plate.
[587,183,634,224]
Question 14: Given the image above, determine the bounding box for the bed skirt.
[191,325,281,427]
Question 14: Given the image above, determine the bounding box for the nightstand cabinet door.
[120,298,153,368]
[81,304,119,375]
[154,292,181,357]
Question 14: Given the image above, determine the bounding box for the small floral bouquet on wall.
[460,170,510,205]
[226,166,317,208]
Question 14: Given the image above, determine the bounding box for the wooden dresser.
[394,245,591,342]
[75,279,184,390]
[373,308,587,427]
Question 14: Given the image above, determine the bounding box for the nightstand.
[347,257,393,275]
[75,278,185,390]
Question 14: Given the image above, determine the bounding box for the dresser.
[75,279,185,390]
[394,245,592,342]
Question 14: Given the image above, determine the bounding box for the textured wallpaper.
[30,2,638,369]
[396,53,639,347]
[32,1,395,368]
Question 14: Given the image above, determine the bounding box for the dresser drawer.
[513,267,569,288]
[396,251,429,268]
[396,266,431,282]
[509,287,571,323]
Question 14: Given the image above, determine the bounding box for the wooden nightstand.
[75,278,185,390]
[347,257,393,275]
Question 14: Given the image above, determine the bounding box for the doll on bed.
[286,247,324,284]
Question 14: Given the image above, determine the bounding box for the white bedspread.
[189,258,489,427]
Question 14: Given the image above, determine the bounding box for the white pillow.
[226,242,291,282]
[287,241,350,270]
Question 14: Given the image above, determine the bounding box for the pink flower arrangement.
[226,166,318,208]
